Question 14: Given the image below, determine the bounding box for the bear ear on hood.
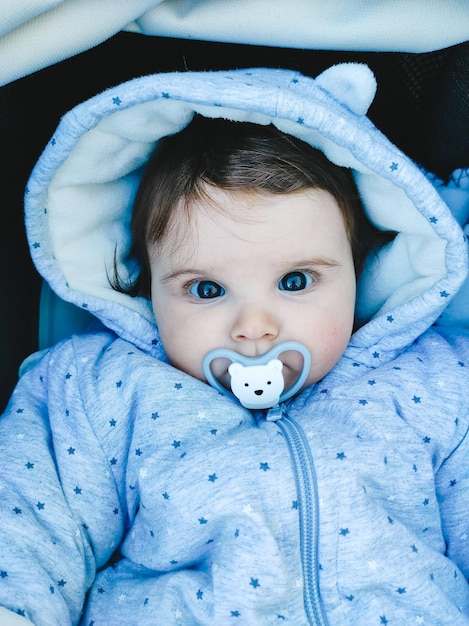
[315,63,377,115]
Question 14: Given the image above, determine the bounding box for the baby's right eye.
[189,280,225,299]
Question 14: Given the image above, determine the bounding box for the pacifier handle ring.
[202,340,311,405]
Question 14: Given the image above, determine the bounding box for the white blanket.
[1,0,469,86]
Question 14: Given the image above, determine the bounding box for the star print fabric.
[0,326,468,625]
[1,64,469,625]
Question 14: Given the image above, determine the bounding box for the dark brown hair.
[113,115,382,297]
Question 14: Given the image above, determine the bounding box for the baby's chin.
[203,357,231,390]
[280,365,298,392]
[278,351,308,390]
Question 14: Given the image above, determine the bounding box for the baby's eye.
[189,280,226,299]
[278,271,314,292]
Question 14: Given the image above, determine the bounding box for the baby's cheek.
[326,322,350,353]
[313,323,350,374]
[164,327,218,382]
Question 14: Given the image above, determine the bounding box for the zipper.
[267,404,329,626]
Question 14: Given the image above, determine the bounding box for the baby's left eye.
[278,271,314,292]
[189,280,225,299]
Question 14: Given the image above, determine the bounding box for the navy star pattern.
[1,325,468,624]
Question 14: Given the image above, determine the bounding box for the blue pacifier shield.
[202,341,311,409]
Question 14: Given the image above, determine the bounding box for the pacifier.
[202,341,311,410]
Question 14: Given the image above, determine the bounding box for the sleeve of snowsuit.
[0,336,127,626]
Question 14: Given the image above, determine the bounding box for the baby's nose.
[231,304,279,343]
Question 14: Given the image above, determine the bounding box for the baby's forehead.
[152,187,347,267]
[166,186,337,233]
[153,187,273,252]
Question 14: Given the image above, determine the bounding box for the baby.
[0,66,468,626]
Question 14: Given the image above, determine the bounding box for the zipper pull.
[266,403,284,422]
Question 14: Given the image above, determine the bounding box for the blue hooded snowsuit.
[0,64,468,625]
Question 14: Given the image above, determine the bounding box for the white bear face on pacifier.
[228,359,284,410]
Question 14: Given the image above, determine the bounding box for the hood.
[24,64,468,374]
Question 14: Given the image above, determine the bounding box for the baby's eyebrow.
[283,257,341,270]
[160,267,217,283]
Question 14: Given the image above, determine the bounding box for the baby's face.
[149,188,356,391]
